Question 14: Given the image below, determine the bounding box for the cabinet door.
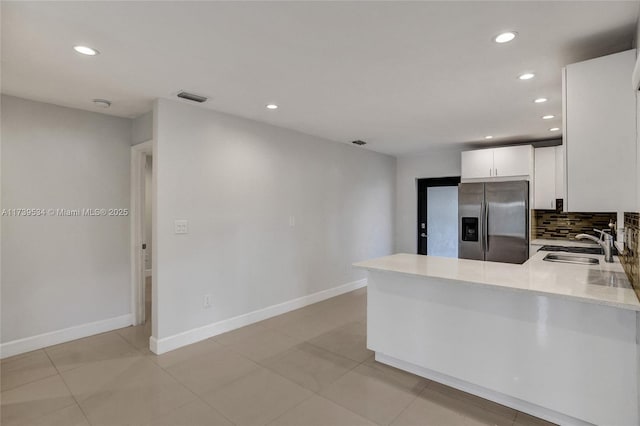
[493,145,532,177]
[534,147,556,210]
[461,149,493,179]
[554,145,564,200]
[564,49,636,212]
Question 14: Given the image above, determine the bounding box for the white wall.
[153,99,395,340]
[1,95,132,345]
[395,147,463,253]
[132,111,153,146]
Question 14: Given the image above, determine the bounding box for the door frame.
[416,176,461,255]
[130,140,153,326]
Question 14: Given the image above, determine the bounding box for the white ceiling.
[2,1,638,156]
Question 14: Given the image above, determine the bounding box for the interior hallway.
[1,287,553,426]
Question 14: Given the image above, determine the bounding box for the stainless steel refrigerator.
[458,181,529,264]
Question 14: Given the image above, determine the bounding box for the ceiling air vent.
[352,140,367,146]
[177,91,208,103]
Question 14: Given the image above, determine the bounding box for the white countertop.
[354,252,640,311]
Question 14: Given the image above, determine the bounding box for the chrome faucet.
[575,229,614,263]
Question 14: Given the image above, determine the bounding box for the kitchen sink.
[543,254,599,265]
[539,245,618,256]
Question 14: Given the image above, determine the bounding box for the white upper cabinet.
[534,146,558,210]
[555,145,564,200]
[563,49,636,212]
[492,145,533,177]
[461,149,494,179]
[461,145,532,180]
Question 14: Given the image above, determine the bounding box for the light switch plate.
[174,220,188,234]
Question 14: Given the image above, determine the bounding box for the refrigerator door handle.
[484,201,489,251]
[480,202,485,252]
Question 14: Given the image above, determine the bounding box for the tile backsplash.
[620,212,639,299]
[532,200,616,240]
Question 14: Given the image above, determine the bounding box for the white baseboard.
[375,353,590,426]
[0,314,134,359]
[152,278,367,355]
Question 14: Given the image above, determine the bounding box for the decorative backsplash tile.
[620,212,639,299]
[532,200,616,240]
[625,212,639,228]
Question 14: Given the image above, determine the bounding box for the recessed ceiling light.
[542,115,555,120]
[534,98,548,103]
[73,45,99,56]
[485,135,494,139]
[266,104,278,110]
[518,73,535,80]
[494,32,517,43]
[549,127,560,131]
[92,99,111,108]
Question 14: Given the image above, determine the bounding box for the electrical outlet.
[203,294,212,308]
[175,220,189,234]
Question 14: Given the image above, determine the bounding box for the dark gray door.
[458,183,485,260]
[485,181,529,264]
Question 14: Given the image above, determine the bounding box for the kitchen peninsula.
[354,253,640,426]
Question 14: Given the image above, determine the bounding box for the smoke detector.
[92,99,111,108]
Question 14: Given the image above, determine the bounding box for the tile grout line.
[0,351,60,393]
[427,380,521,424]
[262,390,316,426]
[35,330,143,376]
[318,362,425,426]
[302,338,372,364]
[39,331,156,426]
[44,327,235,426]
[251,336,364,389]
[113,325,155,355]
[259,326,383,425]
[171,344,316,423]
[41,348,93,426]
[152,352,240,426]
[292,311,439,426]
[384,389,425,426]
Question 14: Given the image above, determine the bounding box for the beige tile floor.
[1,285,557,426]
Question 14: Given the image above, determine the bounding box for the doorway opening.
[130,140,153,350]
[417,177,461,257]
